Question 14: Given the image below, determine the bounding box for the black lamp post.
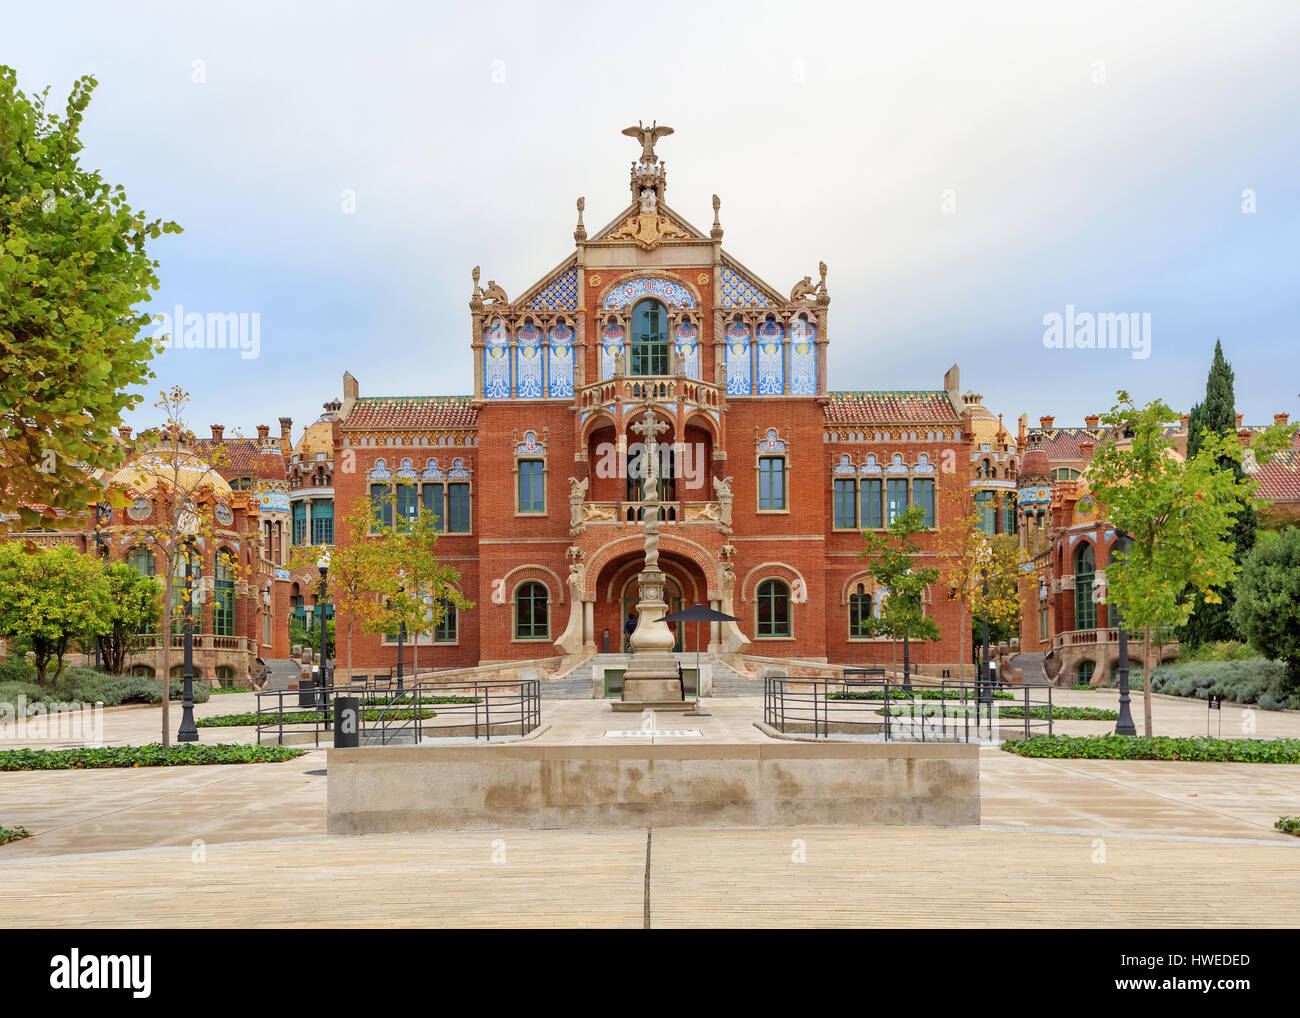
[92,502,110,671]
[316,549,330,727]
[979,568,992,705]
[1112,530,1137,736]
[177,539,200,743]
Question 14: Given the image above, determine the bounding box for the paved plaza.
[1,689,1297,927]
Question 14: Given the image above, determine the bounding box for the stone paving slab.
[646,827,1300,928]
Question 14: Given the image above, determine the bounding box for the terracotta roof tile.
[194,438,286,480]
[823,391,960,425]
[1255,444,1300,503]
[344,396,478,430]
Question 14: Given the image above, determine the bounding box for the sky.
[6,0,1299,440]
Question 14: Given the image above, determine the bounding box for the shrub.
[1142,659,1300,710]
[0,657,38,685]
[830,689,1013,701]
[199,707,437,727]
[1276,817,1299,837]
[0,744,306,771]
[1002,735,1300,763]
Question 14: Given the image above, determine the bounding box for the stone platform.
[326,699,978,833]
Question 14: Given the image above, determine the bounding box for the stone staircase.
[541,662,597,699]
[703,656,762,697]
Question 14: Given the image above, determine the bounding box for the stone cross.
[630,410,670,504]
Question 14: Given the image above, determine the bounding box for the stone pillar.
[583,600,595,648]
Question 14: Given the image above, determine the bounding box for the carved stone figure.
[817,260,828,298]
[789,275,818,302]
[712,475,734,527]
[621,120,674,163]
[480,280,508,305]
[582,503,615,522]
[639,188,657,214]
[568,476,588,529]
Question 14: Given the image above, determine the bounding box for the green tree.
[0,67,180,528]
[0,543,111,682]
[970,534,1028,666]
[1181,340,1256,646]
[1089,393,1292,735]
[96,561,162,675]
[860,505,941,681]
[1230,527,1300,686]
[365,497,472,681]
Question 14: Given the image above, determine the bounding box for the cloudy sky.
[8,0,1298,440]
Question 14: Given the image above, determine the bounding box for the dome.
[293,420,334,457]
[1020,446,1050,481]
[112,446,233,498]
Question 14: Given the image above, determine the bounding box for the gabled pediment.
[589,200,710,246]
[718,253,783,308]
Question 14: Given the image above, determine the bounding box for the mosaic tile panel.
[720,265,770,308]
[529,266,578,310]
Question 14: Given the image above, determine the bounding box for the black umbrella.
[659,604,740,710]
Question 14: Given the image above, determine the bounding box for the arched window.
[630,299,669,376]
[1074,543,1096,630]
[1077,660,1096,686]
[214,550,236,637]
[849,582,874,638]
[127,546,155,577]
[434,598,457,643]
[515,581,549,640]
[756,578,791,638]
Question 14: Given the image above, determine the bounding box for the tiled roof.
[1032,427,1110,460]
[194,438,287,479]
[823,391,960,424]
[1254,433,1300,503]
[344,396,478,430]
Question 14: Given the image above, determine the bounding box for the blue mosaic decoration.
[725,320,752,396]
[421,459,445,479]
[674,321,700,379]
[756,319,784,395]
[604,277,695,310]
[516,430,543,456]
[860,455,882,475]
[789,317,817,395]
[449,458,471,479]
[833,454,856,475]
[515,320,544,398]
[600,322,625,380]
[913,453,935,474]
[483,318,510,399]
[720,265,770,308]
[547,323,574,398]
[396,458,418,480]
[368,458,392,481]
[759,428,787,452]
[1019,485,1051,505]
[530,266,578,310]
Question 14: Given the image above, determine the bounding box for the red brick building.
[328,132,994,682]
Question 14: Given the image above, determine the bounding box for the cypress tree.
[1180,340,1256,647]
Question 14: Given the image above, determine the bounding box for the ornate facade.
[330,128,1000,679]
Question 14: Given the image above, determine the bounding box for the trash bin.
[298,678,316,707]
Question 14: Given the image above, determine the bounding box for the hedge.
[878,705,1117,721]
[198,708,439,727]
[0,744,306,771]
[830,689,1014,701]
[1002,735,1300,763]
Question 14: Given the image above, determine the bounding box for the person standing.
[623,610,637,652]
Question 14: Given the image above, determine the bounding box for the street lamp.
[979,567,992,705]
[177,538,200,743]
[1111,530,1137,736]
[316,548,331,726]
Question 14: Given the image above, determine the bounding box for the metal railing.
[255,675,541,746]
[362,678,541,745]
[763,677,1055,742]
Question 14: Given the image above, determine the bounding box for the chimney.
[210,424,224,442]
[1235,413,1244,428]
[278,416,293,454]
[256,424,270,442]
[1275,412,1289,428]
[1180,414,1189,429]
[1238,428,1252,447]
[1079,439,1096,468]
[1084,414,1100,430]
[117,426,132,441]
[1040,415,1055,430]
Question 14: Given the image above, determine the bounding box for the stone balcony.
[577,375,722,412]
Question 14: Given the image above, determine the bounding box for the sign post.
[1207,693,1222,738]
